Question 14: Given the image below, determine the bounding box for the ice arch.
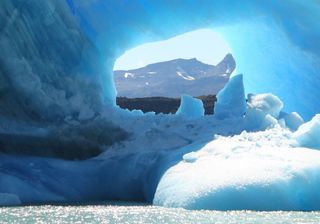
[66,0,320,119]
[0,0,319,120]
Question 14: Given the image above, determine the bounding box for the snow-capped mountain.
[114,54,236,97]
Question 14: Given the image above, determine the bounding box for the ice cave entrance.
[113,29,235,115]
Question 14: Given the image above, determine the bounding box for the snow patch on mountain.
[176,71,195,81]
[124,72,134,78]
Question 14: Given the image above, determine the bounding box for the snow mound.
[176,95,204,119]
[154,128,320,211]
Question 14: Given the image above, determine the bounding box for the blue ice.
[176,95,204,119]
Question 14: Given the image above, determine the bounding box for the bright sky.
[114,29,231,71]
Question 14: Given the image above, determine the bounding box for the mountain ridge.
[114,54,236,98]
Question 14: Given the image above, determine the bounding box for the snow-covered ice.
[154,127,320,210]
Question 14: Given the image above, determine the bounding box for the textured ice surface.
[0,0,108,121]
[214,74,246,119]
[176,95,204,119]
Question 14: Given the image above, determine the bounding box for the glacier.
[0,0,320,211]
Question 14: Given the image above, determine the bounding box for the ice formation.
[245,93,285,131]
[293,115,320,150]
[280,112,304,131]
[176,95,204,118]
[0,0,320,211]
[214,74,246,119]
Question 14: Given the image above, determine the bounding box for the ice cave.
[1,0,320,211]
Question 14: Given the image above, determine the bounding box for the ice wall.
[0,0,108,121]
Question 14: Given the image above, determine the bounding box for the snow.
[176,95,204,118]
[214,74,246,119]
[176,72,195,81]
[124,72,134,78]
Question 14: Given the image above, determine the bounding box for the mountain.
[114,54,236,98]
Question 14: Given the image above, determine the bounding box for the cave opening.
[112,29,235,115]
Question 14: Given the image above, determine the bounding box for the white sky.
[114,29,231,71]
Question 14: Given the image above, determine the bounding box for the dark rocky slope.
[117,95,217,115]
